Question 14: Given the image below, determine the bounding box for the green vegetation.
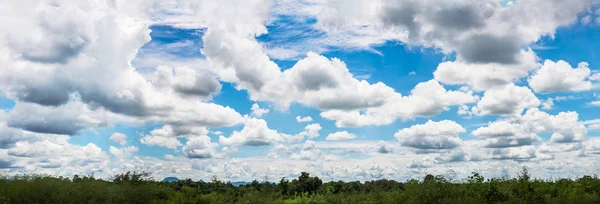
[1,168,600,203]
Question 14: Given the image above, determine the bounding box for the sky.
[1,0,600,182]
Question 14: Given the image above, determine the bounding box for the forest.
[1,168,600,203]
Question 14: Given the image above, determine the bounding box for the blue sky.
[1,0,600,182]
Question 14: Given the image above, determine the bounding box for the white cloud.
[109,145,139,162]
[472,84,540,116]
[321,80,478,127]
[489,145,537,160]
[251,103,270,118]
[303,140,316,150]
[151,66,222,99]
[109,133,127,145]
[434,50,539,91]
[0,0,244,139]
[394,120,465,150]
[6,134,110,175]
[6,100,125,135]
[220,117,323,146]
[298,123,322,139]
[582,137,600,155]
[472,121,541,148]
[529,60,593,93]
[470,108,587,156]
[277,0,592,70]
[326,131,357,141]
[199,5,477,127]
[296,115,313,122]
[376,141,393,154]
[140,135,182,150]
[541,98,555,110]
[182,135,218,159]
[219,117,287,146]
[521,108,587,143]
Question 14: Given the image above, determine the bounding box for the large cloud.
[219,117,288,146]
[6,101,118,135]
[472,84,540,116]
[394,120,465,150]
[472,121,541,148]
[305,0,592,62]
[520,108,587,143]
[470,107,588,160]
[433,49,539,91]
[529,60,594,93]
[6,134,110,173]
[326,131,357,141]
[294,0,594,93]
[109,133,127,145]
[320,80,477,127]
[200,4,477,127]
[182,135,219,159]
[0,0,244,137]
[219,117,323,146]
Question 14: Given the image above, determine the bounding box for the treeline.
[1,168,600,203]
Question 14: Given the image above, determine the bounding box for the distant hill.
[161,177,179,183]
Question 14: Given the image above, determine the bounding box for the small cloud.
[251,103,270,118]
[109,133,127,145]
[581,15,592,25]
[296,115,313,122]
[326,131,357,141]
[540,98,554,110]
[408,71,416,76]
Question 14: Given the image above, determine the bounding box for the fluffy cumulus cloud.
[529,60,594,93]
[434,50,539,91]
[197,1,479,127]
[140,135,183,150]
[469,107,588,160]
[306,0,594,93]
[5,134,110,174]
[182,135,219,159]
[220,117,323,146]
[582,137,600,155]
[320,80,478,127]
[220,117,287,146]
[394,120,465,150]
[325,131,357,141]
[472,84,540,116]
[110,133,127,145]
[376,141,394,154]
[151,66,222,99]
[520,108,587,144]
[0,0,244,138]
[6,101,120,135]
[251,103,270,118]
[110,145,139,164]
[296,116,313,122]
[472,121,541,149]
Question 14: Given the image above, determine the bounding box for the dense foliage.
[1,168,600,203]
